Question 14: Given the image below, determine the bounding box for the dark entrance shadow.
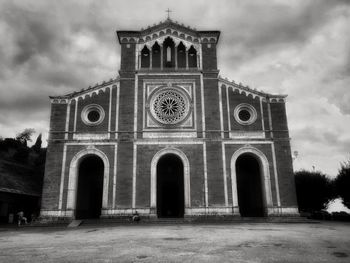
[157,154,184,218]
[75,155,104,219]
[236,154,265,217]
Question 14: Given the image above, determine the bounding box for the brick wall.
[224,144,278,207]
[120,43,136,71]
[202,43,217,71]
[270,102,297,207]
[116,142,133,208]
[41,25,299,218]
[49,103,67,140]
[135,145,205,208]
[118,79,135,140]
[41,142,64,210]
[75,89,110,134]
[228,90,263,132]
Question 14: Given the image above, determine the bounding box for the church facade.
[40,19,299,221]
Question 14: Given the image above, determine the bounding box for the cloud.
[217,0,350,70]
[0,0,349,176]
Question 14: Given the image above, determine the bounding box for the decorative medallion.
[234,103,257,125]
[81,104,105,126]
[150,88,190,125]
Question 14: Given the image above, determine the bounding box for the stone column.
[138,52,141,69]
[150,47,152,69]
[175,45,178,69]
[185,49,189,69]
[160,44,163,69]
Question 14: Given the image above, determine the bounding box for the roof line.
[117,19,220,40]
[50,76,120,99]
[218,76,287,98]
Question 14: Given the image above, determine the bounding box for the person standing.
[17,211,27,226]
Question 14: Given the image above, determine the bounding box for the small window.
[81,104,105,126]
[234,103,257,125]
[188,46,197,68]
[141,46,150,68]
[87,110,100,123]
[238,109,251,122]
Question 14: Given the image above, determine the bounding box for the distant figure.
[31,213,38,224]
[17,211,27,226]
[132,211,140,223]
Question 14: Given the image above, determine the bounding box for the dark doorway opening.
[236,154,265,217]
[157,154,184,218]
[76,155,104,219]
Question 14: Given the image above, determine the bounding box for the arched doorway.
[236,154,265,217]
[75,155,104,219]
[156,154,184,218]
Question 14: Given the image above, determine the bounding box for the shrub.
[334,160,350,209]
[294,170,335,213]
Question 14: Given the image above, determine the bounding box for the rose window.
[151,89,190,125]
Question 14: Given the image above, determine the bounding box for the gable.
[117,19,220,45]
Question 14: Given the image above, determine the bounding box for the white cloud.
[0,0,349,176]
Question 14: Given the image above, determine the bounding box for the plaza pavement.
[0,221,349,262]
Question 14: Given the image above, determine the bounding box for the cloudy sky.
[0,0,349,177]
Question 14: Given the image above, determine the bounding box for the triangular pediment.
[140,19,199,37]
[117,19,220,44]
[49,77,119,102]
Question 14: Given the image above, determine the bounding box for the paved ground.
[0,222,349,262]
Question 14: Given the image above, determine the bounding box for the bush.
[294,170,335,213]
[309,211,332,220]
[331,212,350,221]
[334,160,350,209]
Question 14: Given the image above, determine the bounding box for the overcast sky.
[0,0,349,177]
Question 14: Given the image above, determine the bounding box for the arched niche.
[141,46,150,68]
[230,146,273,215]
[150,148,191,212]
[152,42,161,68]
[177,42,186,68]
[163,37,175,68]
[66,148,110,216]
[188,46,197,68]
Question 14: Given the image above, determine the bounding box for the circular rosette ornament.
[150,88,190,125]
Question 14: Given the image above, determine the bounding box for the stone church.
[40,18,299,221]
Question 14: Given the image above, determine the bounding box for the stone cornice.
[218,76,287,102]
[117,19,220,45]
[49,76,120,103]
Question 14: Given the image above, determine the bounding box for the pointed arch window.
[141,46,150,68]
[188,46,197,68]
[152,42,161,68]
[163,37,175,68]
[177,42,186,68]
[167,47,171,62]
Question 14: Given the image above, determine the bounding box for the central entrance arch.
[75,155,104,219]
[150,148,190,218]
[156,154,184,217]
[236,154,264,217]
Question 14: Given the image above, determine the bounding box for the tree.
[334,159,350,209]
[294,170,335,213]
[32,133,42,152]
[15,128,35,146]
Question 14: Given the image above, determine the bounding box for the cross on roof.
[166,8,172,20]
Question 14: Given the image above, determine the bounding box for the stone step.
[75,216,314,227]
[68,220,83,227]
